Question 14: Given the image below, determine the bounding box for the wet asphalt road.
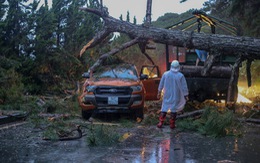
[0,121,260,163]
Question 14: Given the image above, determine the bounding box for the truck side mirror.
[140,74,148,80]
[82,72,90,78]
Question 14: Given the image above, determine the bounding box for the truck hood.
[87,78,141,86]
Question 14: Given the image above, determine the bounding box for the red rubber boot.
[170,112,177,129]
[157,112,167,128]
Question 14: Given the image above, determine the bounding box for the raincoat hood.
[170,60,180,72]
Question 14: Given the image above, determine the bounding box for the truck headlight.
[86,85,97,92]
[131,85,142,92]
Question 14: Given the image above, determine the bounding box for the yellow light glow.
[237,93,252,103]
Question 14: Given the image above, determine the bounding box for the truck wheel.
[82,110,93,120]
[135,108,144,120]
[196,90,206,102]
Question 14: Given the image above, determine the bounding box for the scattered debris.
[0,110,28,125]
[0,121,28,130]
[43,125,83,141]
[38,113,71,121]
[177,109,204,120]
[218,160,237,163]
[119,132,132,142]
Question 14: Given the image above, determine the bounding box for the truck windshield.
[93,64,138,80]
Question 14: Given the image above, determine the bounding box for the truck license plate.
[108,96,118,105]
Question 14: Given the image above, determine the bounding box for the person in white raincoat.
[157,60,189,129]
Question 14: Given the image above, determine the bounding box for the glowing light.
[237,93,252,103]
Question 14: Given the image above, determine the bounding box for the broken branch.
[89,37,140,71]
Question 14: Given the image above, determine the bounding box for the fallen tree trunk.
[245,118,260,124]
[79,7,260,58]
[181,65,232,78]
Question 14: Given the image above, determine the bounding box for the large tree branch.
[202,49,222,76]
[80,6,260,58]
[138,41,155,65]
[89,37,140,71]
[79,6,109,17]
[80,29,110,56]
[142,52,155,65]
[227,56,245,103]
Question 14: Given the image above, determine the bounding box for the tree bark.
[181,65,232,78]
[145,0,152,24]
[227,57,243,103]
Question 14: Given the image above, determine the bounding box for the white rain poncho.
[158,64,189,113]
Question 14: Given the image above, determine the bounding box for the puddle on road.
[93,125,260,163]
[90,125,260,163]
[0,124,260,162]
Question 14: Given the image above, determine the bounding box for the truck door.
[140,65,160,101]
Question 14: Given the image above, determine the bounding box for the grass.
[87,124,120,146]
[176,106,242,137]
[142,113,159,126]
[5,94,81,140]
[119,118,135,128]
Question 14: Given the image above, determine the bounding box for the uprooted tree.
[79,0,260,103]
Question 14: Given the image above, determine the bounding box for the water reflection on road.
[133,132,196,163]
[131,125,260,163]
[0,123,260,162]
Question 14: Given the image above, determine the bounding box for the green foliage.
[0,0,104,95]
[0,1,7,19]
[1,0,31,57]
[177,106,241,137]
[43,99,64,113]
[230,0,260,37]
[25,96,81,139]
[142,114,159,126]
[87,124,120,146]
[43,127,60,140]
[133,16,137,25]
[126,11,130,22]
[0,57,24,104]
[203,0,260,37]
[239,60,260,82]
[203,0,232,23]
[152,10,194,28]
[102,55,125,65]
[19,58,43,94]
[42,119,70,140]
[119,118,135,128]
[241,109,260,119]
[65,94,81,114]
